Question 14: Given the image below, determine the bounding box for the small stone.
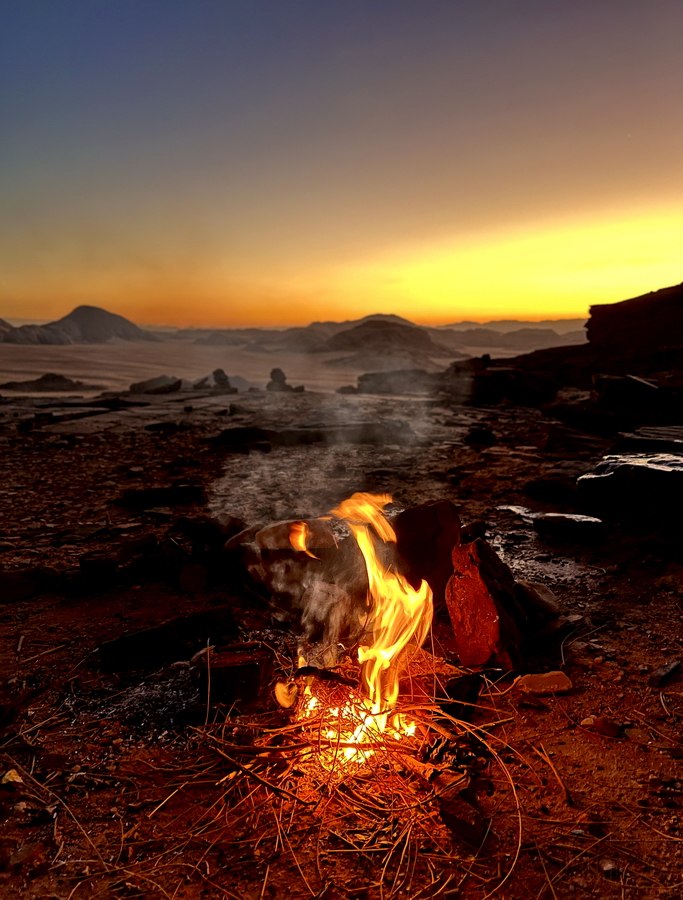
[648,659,681,688]
[581,715,622,738]
[1,769,23,784]
[599,858,621,881]
[516,671,573,695]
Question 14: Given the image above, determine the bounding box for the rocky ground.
[0,386,681,898]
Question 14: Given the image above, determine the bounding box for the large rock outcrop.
[586,282,683,354]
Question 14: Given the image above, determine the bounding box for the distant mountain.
[323,319,452,355]
[185,312,585,356]
[319,318,467,370]
[440,317,586,334]
[1,305,159,344]
[430,326,586,352]
[308,312,418,338]
[190,314,418,349]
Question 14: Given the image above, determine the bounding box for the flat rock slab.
[578,453,683,517]
[617,426,683,454]
[533,512,605,543]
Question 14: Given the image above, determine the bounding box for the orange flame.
[295,493,433,766]
[289,521,319,559]
[330,493,433,726]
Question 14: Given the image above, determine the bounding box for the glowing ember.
[295,492,433,766]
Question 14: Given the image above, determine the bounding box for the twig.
[23,643,67,663]
[531,743,574,807]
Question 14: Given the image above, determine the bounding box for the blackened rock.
[394,500,461,610]
[144,421,184,434]
[212,426,272,452]
[533,512,604,543]
[266,367,304,392]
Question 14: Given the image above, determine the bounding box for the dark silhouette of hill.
[1,305,158,344]
[587,281,683,352]
[440,280,683,407]
[188,313,584,355]
[322,319,453,355]
[440,317,586,333]
[308,312,417,337]
[431,326,586,351]
[191,314,418,349]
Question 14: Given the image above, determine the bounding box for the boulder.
[129,375,183,394]
[394,500,461,610]
[445,539,526,670]
[266,368,304,393]
[587,282,683,354]
[578,453,683,520]
[192,368,238,392]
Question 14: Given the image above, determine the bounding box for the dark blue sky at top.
[1,1,682,323]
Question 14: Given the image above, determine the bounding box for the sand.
[0,339,475,394]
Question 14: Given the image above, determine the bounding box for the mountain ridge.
[1,305,159,344]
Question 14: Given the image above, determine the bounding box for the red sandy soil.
[0,390,681,898]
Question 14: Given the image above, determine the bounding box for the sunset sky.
[2,1,682,327]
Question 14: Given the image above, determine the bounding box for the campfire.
[287,492,433,767]
[188,491,571,895]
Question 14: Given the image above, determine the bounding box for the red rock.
[516,671,573,695]
[445,539,525,669]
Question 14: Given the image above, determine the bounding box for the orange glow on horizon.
[2,204,681,328]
